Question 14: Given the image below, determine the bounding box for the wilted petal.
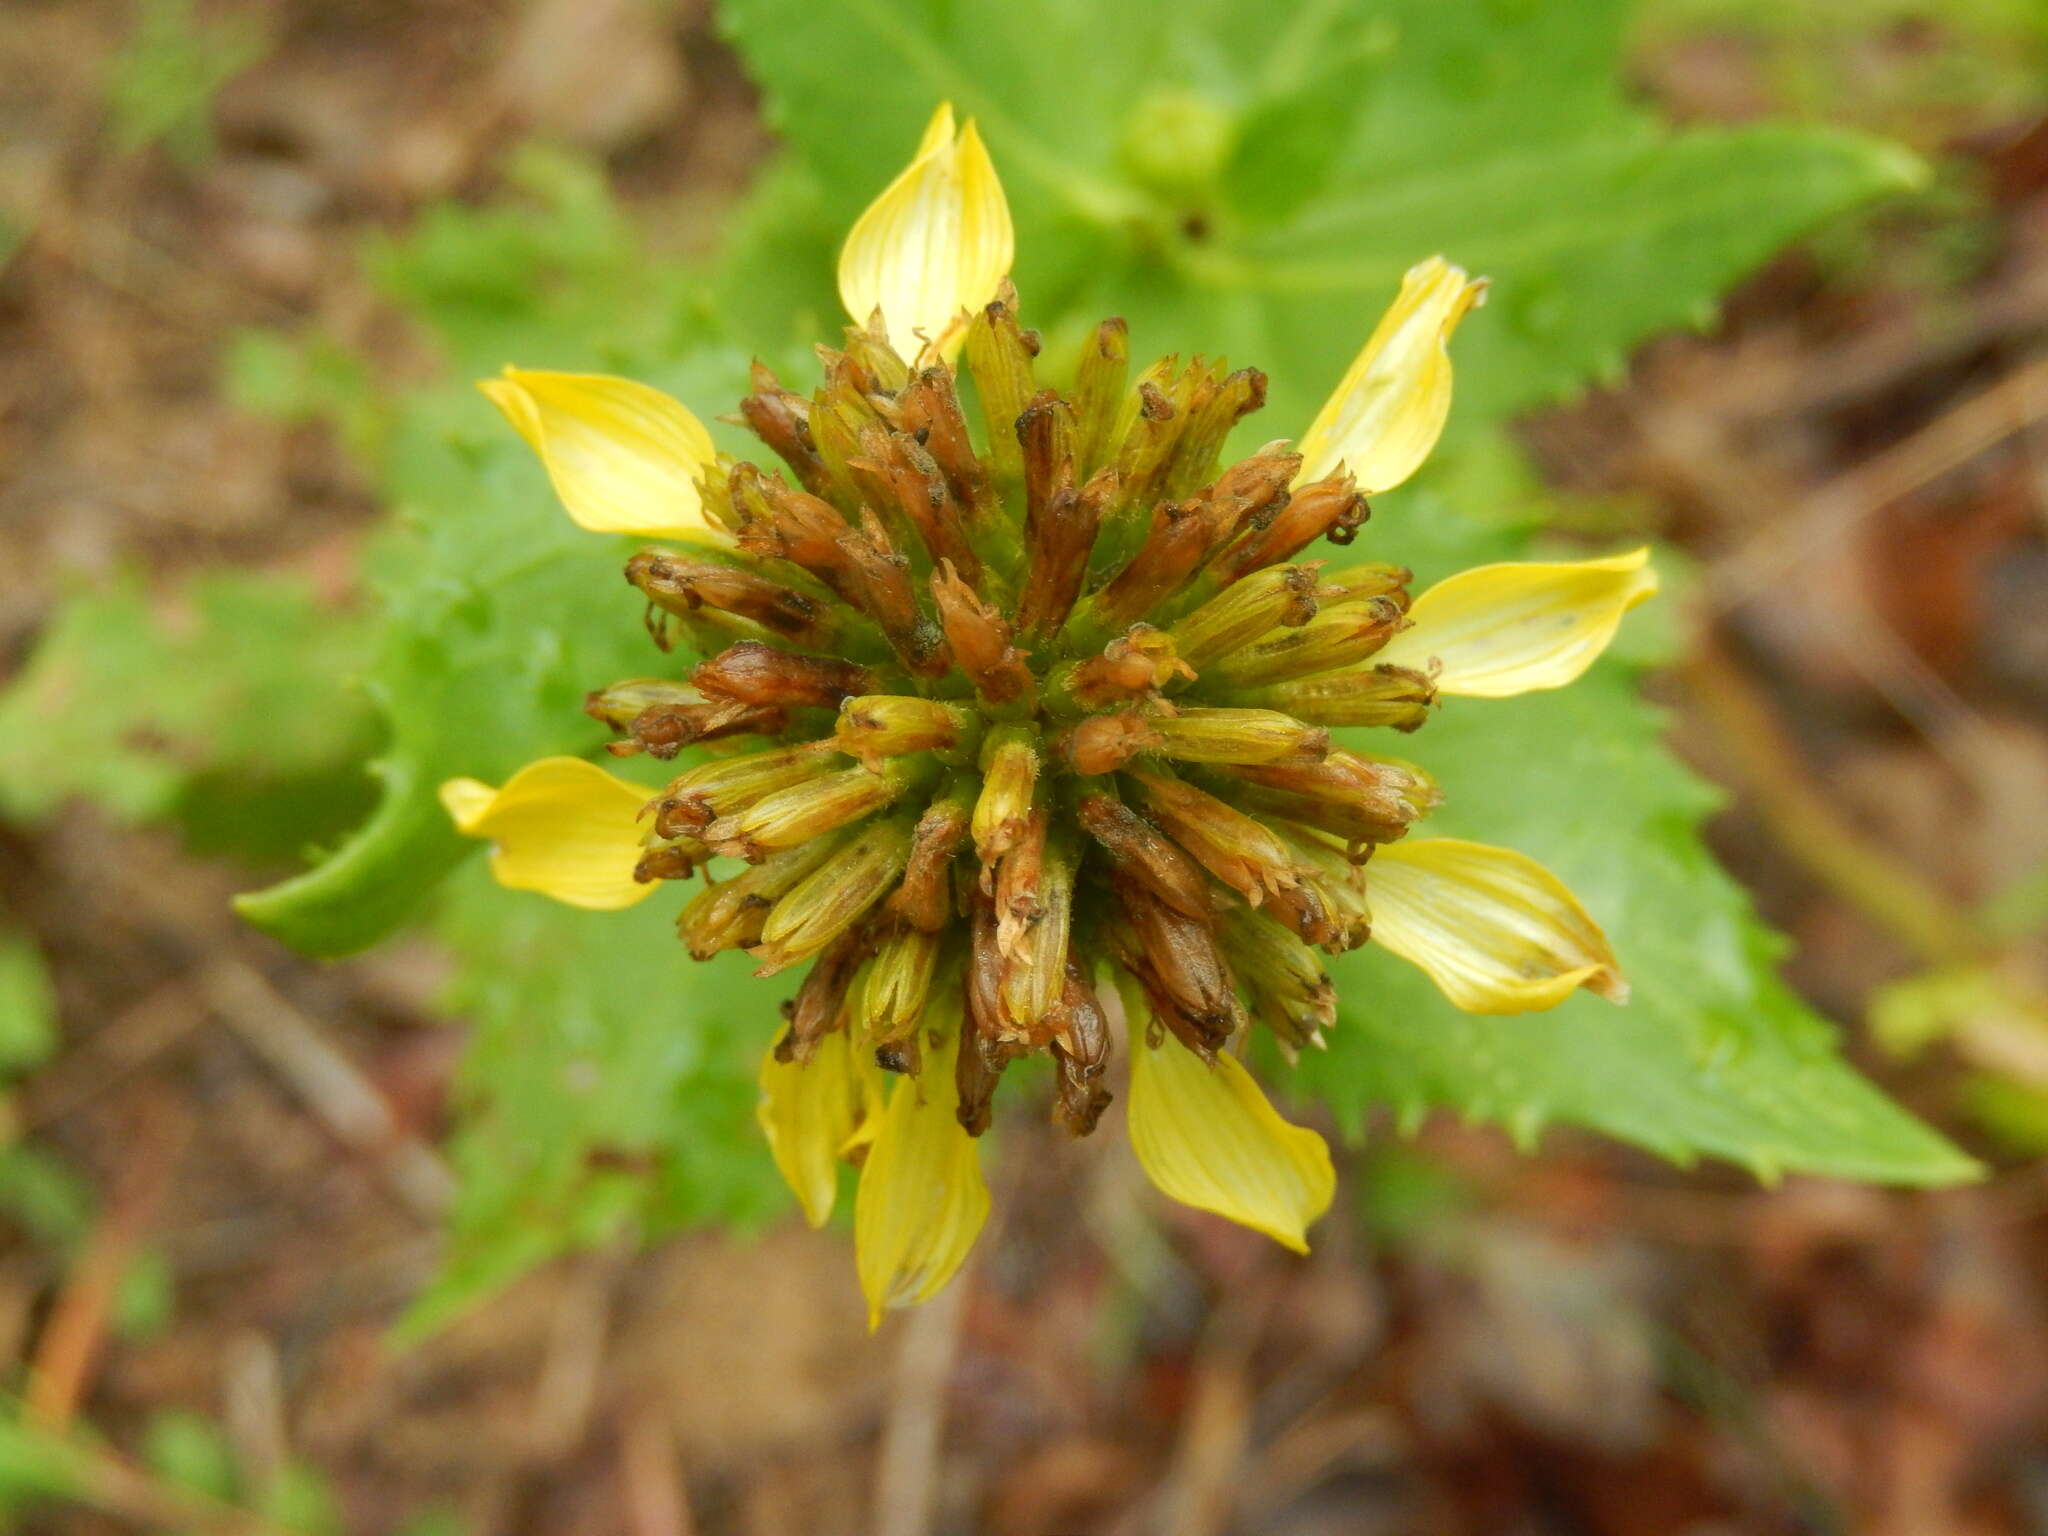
[854,1027,990,1328]
[757,1031,870,1227]
[1375,549,1658,697]
[478,368,721,539]
[1369,837,1626,1013]
[1127,1029,1334,1253]
[438,757,653,910]
[838,102,1015,364]
[1295,256,1486,492]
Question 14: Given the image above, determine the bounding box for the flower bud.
[1074,791,1215,923]
[886,781,975,931]
[998,823,1077,1037]
[1205,595,1407,688]
[971,725,1039,867]
[633,840,708,884]
[1108,878,1240,1053]
[1209,751,1442,845]
[1166,564,1320,668]
[1069,319,1129,478]
[855,925,945,1042]
[753,813,917,973]
[705,757,932,859]
[1126,768,1301,907]
[677,831,851,958]
[775,931,867,1062]
[1048,962,1112,1136]
[1148,707,1328,767]
[650,742,837,838]
[931,560,1036,709]
[738,361,829,497]
[1218,907,1336,1059]
[584,678,703,732]
[626,550,846,651]
[1213,472,1368,582]
[1235,663,1436,731]
[964,285,1037,488]
[835,695,979,770]
[693,639,873,710]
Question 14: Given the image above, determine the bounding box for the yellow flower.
[478,368,721,540]
[456,105,1654,1316]
[837,103,1014,365]
[1127,1020,1334,1252]
[439,757,659,910]
[1367,838,1629,1013]
[1295,257,1489,492]
[854,1018,989,1329]
[1375,549,1660,696]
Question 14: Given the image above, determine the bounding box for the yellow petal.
[853,1025,989,1329]
[756,1031,869,1228]
[1368,838,1627,1014]
[477,368,721,540]
[1375,549,1658,697]
[1295,256,1487,493]
[438,757,654,910]
[837,102,1015,364]
[1127,1030,1334,1254]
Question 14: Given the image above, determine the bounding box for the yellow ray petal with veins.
[478,368,721,540]
[1368,838,1627,1014]
[1375,549,1658,697]
[1295,256,1487,493]
[838,102,1015,364]
[1128,1027,1334,1253]
[854,1021,989,1329]
[439,756,654,910]
[757,1030,872,1228]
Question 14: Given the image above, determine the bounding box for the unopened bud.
[626,550,844,651]
[704,757,931,859]
[1212,751,1441,845]
[1237,663,1436,730]
[1108,878,1241,1052]
[964,284,1036,488]
[1048,962,1112,1136]
[1217,906,1335,1059]
[834,695,978,769]
[633,839,708,884]
[1270,829,1372,953]
[650,743,836,838]
[775,931,866,1062]
[584,678,703,732]
[998,824,1077,1038]
[693,639,872,709]
[855,925,944,1041]
[1075,791,1215,923]
[1069,319,1130,478]
[677,832,850,958]
[752,813,916,973]
[931,560,1036,709]
[1166,563,1320,667]
[738,361,828,497]
[1319,562,1411,604]
[971,725,1040,867]
[1148,707,1328,767]
[1126,768,1301,906]
[1206,594,1407,688]
[1214,472,1368,582]
[886,781,975,931]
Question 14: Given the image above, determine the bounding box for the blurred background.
[2,0,2048,1532]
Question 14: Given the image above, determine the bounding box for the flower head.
[458,105,1656,1325]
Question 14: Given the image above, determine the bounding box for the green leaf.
[102,0,267,166]
[0,572,379,865]
[141,1411,237,1503]
[718,0,1920,427]
[399,864,788,1339]
[709,0,1960,1183]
